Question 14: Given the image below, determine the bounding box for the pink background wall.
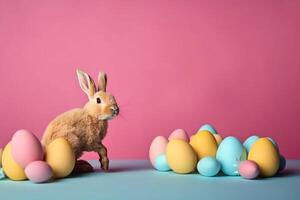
[0,0,299,159]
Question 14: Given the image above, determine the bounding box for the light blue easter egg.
[243,135,260,152]
[197,157,220,177]
[154,154,171,172]
[216,136,247,176]
[0,168,5,179]
[198,124,217,135]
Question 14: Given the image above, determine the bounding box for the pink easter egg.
[168,129,189,141]
[239,160,259,179]
[11,129,44,168]
[149,136,168,167]
[213,134,223,145]
[25,161,52,183]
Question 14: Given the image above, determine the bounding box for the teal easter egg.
[198,124,217,135]
[154,154,171,172]
[243,135,259,152]
[278,155,286,172]
[0,168,5,179]
[216,136,247,176]
[197,157,220,177]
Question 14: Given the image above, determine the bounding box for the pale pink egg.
[25,161,52,183]
[213,134,223,145]
[149,136,168,167]
[239,160,260,179]
[168,129,189,141]
[11,129,44,168]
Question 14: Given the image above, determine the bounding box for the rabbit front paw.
[100,157,109,171]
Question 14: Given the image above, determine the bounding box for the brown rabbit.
[42,69,119,172]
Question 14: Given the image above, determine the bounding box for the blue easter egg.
[216,136,247,176]
[0,168,5,179]
[197,157,220,177]
[154,154,171,172]
[243,135,259,152]
[198,124,217,135]
[278,155,286,172]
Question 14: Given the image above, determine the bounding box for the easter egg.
[0,168,5,179]
[149,136,168,167]
[248,138,279,177]
[2,143,27,181]
[216,136,247,176]
[238,160,259,179]
[168,129,188,141]
[190,131,218,159]
[45,138,75,178]
[213,134,223,145]
[154,154,170,171]
[25,161,52,183]
[243,135,259,152]
[198,124,217,135]
[267,137,279,151]
[11,129,44,168]
[166,139,197,174]
[278,155,286,172]
[197,157,220,177]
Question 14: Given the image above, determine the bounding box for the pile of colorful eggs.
[149,124,286,179]
[0,129,75,183]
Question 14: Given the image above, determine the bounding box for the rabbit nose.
[112,106,119,115]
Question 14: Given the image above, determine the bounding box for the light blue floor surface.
[0,160,299,200]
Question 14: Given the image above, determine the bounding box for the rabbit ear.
[76,69,96,98]
[98,72,107,92]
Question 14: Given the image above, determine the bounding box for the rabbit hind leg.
[72,160,94,174]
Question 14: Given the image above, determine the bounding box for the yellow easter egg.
[166,139,197,174]
[214,134,223,145]
[45,138,75,178]
[2,143,27,181]
[248,138,279,177]
[190,131,218,159]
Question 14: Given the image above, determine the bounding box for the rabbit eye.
[96,98,101,104]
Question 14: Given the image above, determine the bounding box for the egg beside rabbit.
[1,129,75,183]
